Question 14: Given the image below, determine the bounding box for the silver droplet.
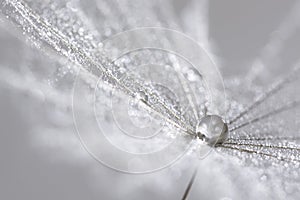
[196,115,228,146]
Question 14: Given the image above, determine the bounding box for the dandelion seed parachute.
[2,0,300,199]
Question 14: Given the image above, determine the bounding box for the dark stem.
[181,168,198,200]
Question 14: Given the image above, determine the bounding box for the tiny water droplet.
[260,174,268,181]
[135,91,148,102]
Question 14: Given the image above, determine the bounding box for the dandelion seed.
[1,0,300,199]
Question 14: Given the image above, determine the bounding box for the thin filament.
[229,66,300,125]
[218,144,300,163]
[229,100,300,132]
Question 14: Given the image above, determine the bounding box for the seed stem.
[181,168,198,200]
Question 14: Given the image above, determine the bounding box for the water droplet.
[260,173,268,181]
[128,97,152,128]
[135,91,148,102]
[196,115,228,146]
